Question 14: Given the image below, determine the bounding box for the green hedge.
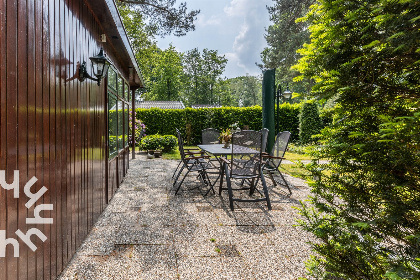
[299,100,323,144]
[135,104,301,145]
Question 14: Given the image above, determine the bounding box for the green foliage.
[294,0,420,278]
[160,135,177,152]
[299,100,323,144]
[226,75,262,107]
[147,45,184,101]
[140,134,177,152]
[261,0,315,98]
[128,110,146,146]
[135,104,301,145]
[181,48,228,106]
[140,135,161,151]
[117,0,200,37]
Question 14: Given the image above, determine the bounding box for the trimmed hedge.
[299,100,323,144]
[135,104,301,145]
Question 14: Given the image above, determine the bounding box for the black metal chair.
[202,128,220,144]
[201,128,223,195]
[171,129,203,180]
[219,130,271,211]
[260,128,269,153]
[173,129,212,194]
[262,131,292,195]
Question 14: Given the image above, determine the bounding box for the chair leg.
[249,177,256,195]
[172,160,182,179]
[224,165,235,211]
[268,171,277,186]
[219,162,225,195]
[277,170,292,195]
[203,171,216,196]
[175,169,190,194]
[173,164,185,187]
[260,171,272,210]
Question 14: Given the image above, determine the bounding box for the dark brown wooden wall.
[0,0,127,279]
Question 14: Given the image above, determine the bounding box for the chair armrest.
[185,151,204,155]
[188,155,210,160]
[219,157,230,164]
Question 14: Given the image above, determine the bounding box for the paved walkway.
[58,154,313,280]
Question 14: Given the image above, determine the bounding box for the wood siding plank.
[0,0,134,278]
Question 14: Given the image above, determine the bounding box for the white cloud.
[196,14,222,27]
[223,0,271,77]
[224,0,252,17]
[156,0,272,78]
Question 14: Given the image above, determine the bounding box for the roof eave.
[85,0,145,88]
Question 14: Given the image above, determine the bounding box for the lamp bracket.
[78,61,101,86]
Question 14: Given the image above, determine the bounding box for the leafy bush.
[160,135,177,152]
[129,110,146,146]
[140,135,162,151]
[299,100,322,144]
[140,134,177,152]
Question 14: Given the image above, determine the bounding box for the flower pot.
[147,150,155,159]
[154,150,162,158]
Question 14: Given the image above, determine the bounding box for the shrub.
[140,135,162,151]
[160,135,177,152]
[129,110,146,146]
[299,100,322,144]
[140,134,177,152]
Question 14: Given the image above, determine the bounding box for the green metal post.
[262,69,275,153]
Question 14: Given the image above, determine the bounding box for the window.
[108,67,117,91]
[126,82,130,101]
[117,76,123,97]
[117,102,124,150]
[125,103,129,147]
[108,92,118,158]
[107,66,130,159]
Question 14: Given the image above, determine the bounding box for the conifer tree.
[294,0,420,278]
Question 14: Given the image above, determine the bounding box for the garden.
[123,0,420,278]
[133,101,322,180]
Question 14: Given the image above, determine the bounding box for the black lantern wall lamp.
[79,48,110,86]
[275,83,292,134]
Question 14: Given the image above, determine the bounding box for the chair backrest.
[229,130,263,178]
[202,128,220,144]
[270,131,291,168]
[260,128,269,153]
[176,129,187,162]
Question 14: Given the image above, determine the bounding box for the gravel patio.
[58,153,314,280]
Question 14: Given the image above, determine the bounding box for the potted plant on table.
[219,128,232,148]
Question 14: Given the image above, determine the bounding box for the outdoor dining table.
[197,143,260,194]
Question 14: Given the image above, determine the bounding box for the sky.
[156,0,273,79]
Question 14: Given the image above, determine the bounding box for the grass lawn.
[160,146,313,180]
